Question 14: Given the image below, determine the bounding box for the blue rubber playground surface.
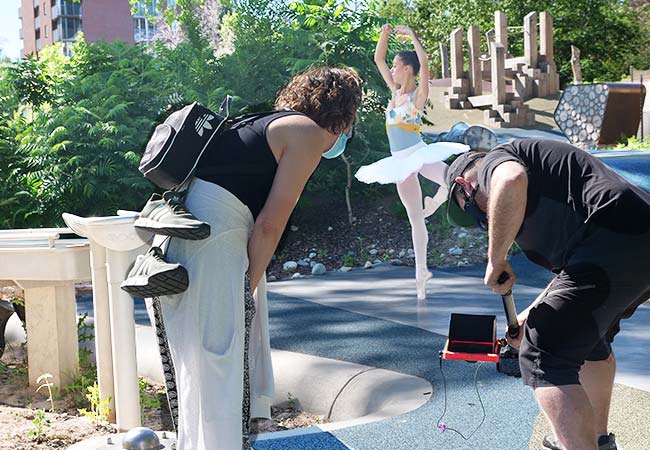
[260,276,538,450]
[249,253,650,450]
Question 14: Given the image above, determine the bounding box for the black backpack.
[139,97,299,190]
[139,97,232,190]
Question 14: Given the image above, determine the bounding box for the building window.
[45,25,48,38]
[62,42,73,57]
[52,18,58,30]
[134,16,157,44]
[34,5,39,17]
[43,2,47,15]
[35,28,41,39]
[60,0,81,17]
[134,0,158,17]
[61,17,82,40]
[51,0,57,7]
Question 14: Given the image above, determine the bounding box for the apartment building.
[19,0,159,57]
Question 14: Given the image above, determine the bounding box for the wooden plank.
[524,12,538,68]
[492,42,506,106]
[468,94,493,107]
[495,11,508,55]
[468,25,483,95]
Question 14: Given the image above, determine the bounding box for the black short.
[519,226,650,388]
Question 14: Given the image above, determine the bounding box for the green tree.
[501,0,644,83]
[0,60,25,228]
[279,0,392,199]
[1,38,172,227]
[145,0,399,199]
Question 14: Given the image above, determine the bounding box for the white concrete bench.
[0,228,90,390]
[1,217,152,432]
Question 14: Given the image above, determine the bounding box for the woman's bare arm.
[247,117,328,291]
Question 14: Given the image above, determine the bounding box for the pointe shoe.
[416,270,433,300]
[423,186,449,218]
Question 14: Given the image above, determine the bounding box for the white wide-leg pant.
[160,178,274,450]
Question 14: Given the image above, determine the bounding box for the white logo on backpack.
[195,114,215,137]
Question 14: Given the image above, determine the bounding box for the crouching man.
[444,139,650,450]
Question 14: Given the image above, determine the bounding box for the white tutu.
[355,141,469,185]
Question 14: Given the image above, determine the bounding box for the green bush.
[616,137,650,150]
[0,0,402,229]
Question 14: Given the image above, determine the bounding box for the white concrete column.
[492,42,506,107]
[450,28,464,81]
[524,12,538,68]
[88,242,116,423]
[495,10,508,55]
[106,246,145,431]
[21,280,79,388]
[468,25,482,96]
[61,212,151,430]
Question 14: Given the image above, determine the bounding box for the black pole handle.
[497,272,519,338]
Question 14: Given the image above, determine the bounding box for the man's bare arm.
[484,161,528,294]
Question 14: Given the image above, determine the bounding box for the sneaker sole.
[134,217,211,240]
[121,267,189,298]
[540,435,618,450]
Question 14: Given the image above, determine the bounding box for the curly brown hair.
[275,67,363,135]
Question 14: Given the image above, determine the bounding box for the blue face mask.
[322,129,353,159]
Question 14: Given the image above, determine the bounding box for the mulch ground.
[267,190,488,280]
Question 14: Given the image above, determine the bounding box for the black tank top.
[195,110,303,219]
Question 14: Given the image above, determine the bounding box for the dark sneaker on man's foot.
[121,247,189,297]
[542,433,619,450]
[134,191,210,240]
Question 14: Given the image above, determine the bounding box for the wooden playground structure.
[441,11,560,128]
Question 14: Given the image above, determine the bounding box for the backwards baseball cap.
[445,151,488,227]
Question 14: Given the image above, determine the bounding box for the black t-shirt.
[478,139,650,271]
[195,111,303,219]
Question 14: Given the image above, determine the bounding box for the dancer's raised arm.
[394,25,429,109]
[375,24,398,92]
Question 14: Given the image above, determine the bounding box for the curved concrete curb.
[270,349,432,431]
[104,325,432,434]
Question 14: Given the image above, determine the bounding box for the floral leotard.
[385,90,423,152]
